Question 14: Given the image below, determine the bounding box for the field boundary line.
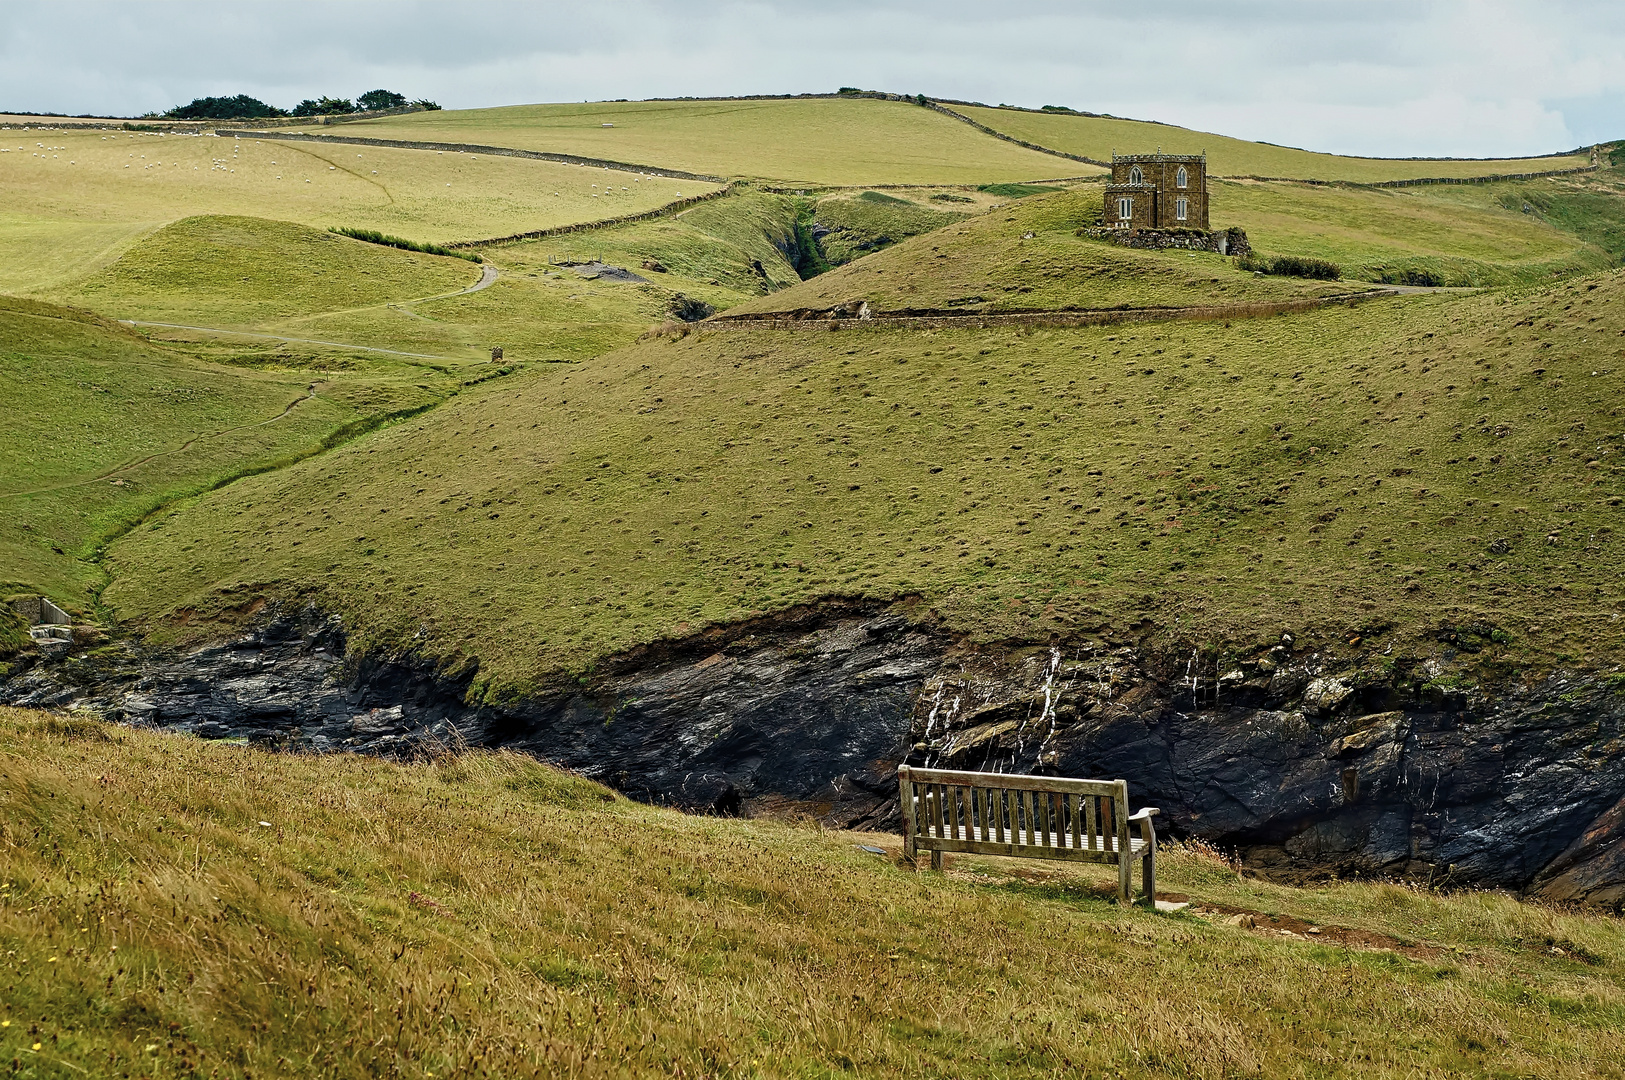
[214,128,730,183]
[925,101,1111,168]
[444,185,739,248]
[703,290,1406,333]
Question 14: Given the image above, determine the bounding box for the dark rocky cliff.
[5,603,1622,908]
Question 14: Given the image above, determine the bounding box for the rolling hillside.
[0,125,724,293]
[327,97,1098,186]
[102,265,1625,697]
[946,103,1593,182]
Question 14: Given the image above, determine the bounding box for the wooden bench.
[898,765,1160,904]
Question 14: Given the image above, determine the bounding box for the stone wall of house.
[1080,225,1250,257]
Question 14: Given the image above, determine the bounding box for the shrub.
[977,183,1063,199]
[292,96,357,117]
[836,87,862,95]
[165,95,286,120]
[330,227,482,263]
[1237,252,1341,280]
[411,99,443,111]
[857,190,910,206]
[930,193,974,203]
[357,89,408,112]
[1373,266,1445,287]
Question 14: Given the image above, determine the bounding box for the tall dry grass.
[2,705,1622,1078]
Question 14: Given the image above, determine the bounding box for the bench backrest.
[899,765,1129,854]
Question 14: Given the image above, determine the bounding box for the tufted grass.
[100,263,1625,697]
[947,103,1593,183]
[3,705,1622,1078]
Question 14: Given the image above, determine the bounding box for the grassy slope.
[272,191,808,363]
[4,706,1622,1078]
[57,216,478,327]
[0,128,718,290]
[0,296,482,606]
[1213,177,1617,285]
[812,191,971,265]
[725,188,1365,317]
[332,98,1099,186]
[103,268,1625,695]
[951,104,1592,182]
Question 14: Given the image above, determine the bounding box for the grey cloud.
[1,1,1620,156]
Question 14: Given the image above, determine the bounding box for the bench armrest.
[1127,807,1161,821]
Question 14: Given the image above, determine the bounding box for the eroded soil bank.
[5,602,1623,907]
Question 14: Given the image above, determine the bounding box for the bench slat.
[901,767,1125,797]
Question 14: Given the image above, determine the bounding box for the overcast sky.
[5,1,1622,158]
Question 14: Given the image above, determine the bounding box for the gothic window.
[1118,196,1133,220]
[1177,166,1188,188]
[1176,197,1188,221]
[1128,166,1143,184]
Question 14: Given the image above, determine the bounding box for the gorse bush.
[1237,252,1341,280]
[330,227,482,263]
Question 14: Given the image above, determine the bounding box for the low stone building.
[1103,152,1208,230]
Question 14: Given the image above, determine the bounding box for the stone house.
[1103,152,1208,230]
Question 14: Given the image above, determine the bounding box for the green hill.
[57,216,479,326]
[330,97,1099,186]
[101,265,1625,696]
[724,187,1367,317]
[947,103,1592,182]
[4,705,1621,1078]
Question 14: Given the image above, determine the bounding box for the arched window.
[1128,165,1143,184]
[1177,166,1188,188]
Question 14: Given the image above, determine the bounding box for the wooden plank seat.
[898,765,1160,904]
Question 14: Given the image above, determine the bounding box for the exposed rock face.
[5,606,1624,906]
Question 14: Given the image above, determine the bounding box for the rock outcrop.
[5,605,1624,907]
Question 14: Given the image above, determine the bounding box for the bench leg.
[1142,848,1157,908]
[930,849,943,871]
[1117,854,1131,902]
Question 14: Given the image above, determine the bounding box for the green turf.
[0,296,471,606]
[948,103,1593,182]
[330,97,1101,186]
[725,187,1368,317]
[100,268,1625,697]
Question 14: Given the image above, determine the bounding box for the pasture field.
[4,707,1623,1078]
[724,187,1369,317]
[0,296,490,605]
[1210,177,1613,285]
[330,97,1100,186]
[102,267,1625,698]
[947,103,1593,182]
[0,126,721,292]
